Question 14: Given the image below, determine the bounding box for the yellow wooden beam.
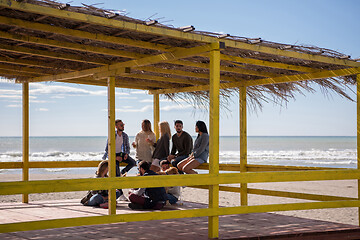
[61,77,174,90]
[137,65,239,83]
[1,0,358,68]
[0,44,109,66]
[220,54,315,73]
[208,47,220,239]
[0,64,48,75]
[149,66,360,94]
[0,69,39,77]
[0,56,73,71]
[357,74,360,226]
[247,188,357,201]
[223,40,360,68]
[170,59,278,78]
[153,94,160,140]
[194,185,356,201]
[107,76,116,215]
[0,15,171,52]
[246,164,335,172]
[125,73,205,85]
[239,86,247,206]
[0,161,338,172]
[149,84,211,95]
[1,169,360,195]
[245,67,360,87]
[31,43,219,82]
[0,30,147,59]
[1,199,359,233]
[22,82,29,204]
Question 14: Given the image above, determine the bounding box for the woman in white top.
[132,119,156,163]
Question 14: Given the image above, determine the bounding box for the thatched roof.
[0,0,359,109]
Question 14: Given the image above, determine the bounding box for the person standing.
[132,119,156,164]
[102,119,136,177]
[167,120,193,173]
[177,121,209,174]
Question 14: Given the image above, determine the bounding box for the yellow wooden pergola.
[1,0,360,238]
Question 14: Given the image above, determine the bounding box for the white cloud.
[101,105,153,113]
[139,99,153,103]
[36,108,49,111]
[0,94,22,99]
[118,96,138,100]
[139,98,187,103]
[30,83,128,97]
[6,104,21,108]
[31,100,50,103]
[130,90,148,95]
[161,105,192,111]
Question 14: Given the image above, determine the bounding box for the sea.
[0,136,357,175]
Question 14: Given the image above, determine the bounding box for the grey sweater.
[193,133,209,158]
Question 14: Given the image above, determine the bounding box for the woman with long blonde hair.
[147,121,171,172]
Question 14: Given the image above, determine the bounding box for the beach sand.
[0,173,357,225]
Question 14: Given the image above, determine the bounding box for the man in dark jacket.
[128,161,167,210]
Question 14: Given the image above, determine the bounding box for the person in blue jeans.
[177,121,209,174]
[167,120,193,174]
[87,160,121,208]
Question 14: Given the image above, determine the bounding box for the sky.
[0,0,359,137]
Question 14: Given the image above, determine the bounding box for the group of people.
[82,119,209,211]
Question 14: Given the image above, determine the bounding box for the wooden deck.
[1,199,360,239]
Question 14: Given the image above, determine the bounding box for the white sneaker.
[118,194,128,201]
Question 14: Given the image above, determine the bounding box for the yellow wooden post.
[208,45,220,239]
[153,94,160,140]
[22,82,29,203]
[107,76,116,215]
[239,86,248,206]
[357,74,360,225]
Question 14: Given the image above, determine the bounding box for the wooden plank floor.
[1,199,360,239]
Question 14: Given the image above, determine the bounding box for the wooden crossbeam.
[0,30,148,59]
[125,73,206,85]
[1,0,358,68]
[0,44,109,65]
[29,43,221,83]
[0,69,40,77]
[0,18,325,80]
[219,54,315,73]
[0,63,48,75]
[0,15,171,52]
[149,67,360,94]
[170,59,278,78]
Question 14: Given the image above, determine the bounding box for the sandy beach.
[0,173,357,226]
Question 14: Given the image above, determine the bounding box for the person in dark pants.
[102,119,136,200]
[167,120,193,173]
[102,119,136,177]
[128,161,167,210]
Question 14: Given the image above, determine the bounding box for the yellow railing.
[0,161,358,233]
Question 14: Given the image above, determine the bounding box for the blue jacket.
[102,131,130,160]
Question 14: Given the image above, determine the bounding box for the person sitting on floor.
[83,160,121,208]
[158,167,181,205]
[128,161,167,210]
[159,159,171,172]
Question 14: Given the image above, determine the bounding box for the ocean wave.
[0,149,356,168]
